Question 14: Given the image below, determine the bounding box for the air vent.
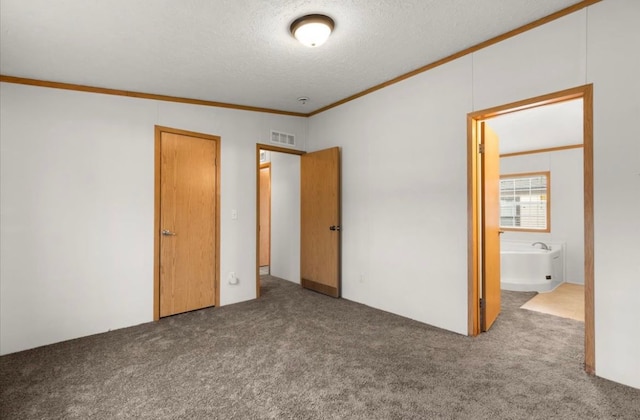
[271,130,296,147]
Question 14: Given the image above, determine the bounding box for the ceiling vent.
[271,130,296,147]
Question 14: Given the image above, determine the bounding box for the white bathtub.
[500,241,565,292]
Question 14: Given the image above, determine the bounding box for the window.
[499,172,550,232]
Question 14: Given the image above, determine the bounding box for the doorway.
[467,85,594,373]
[255,144,342,299]
[490,99,585,323]
[153,126,221,320]
[255,144,304,298]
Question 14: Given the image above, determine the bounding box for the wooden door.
[481,122,501,331]
[259,164,271,267]
[301,147,341,297]
[160,132,217,317]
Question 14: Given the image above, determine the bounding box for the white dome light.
[290,14,335,48]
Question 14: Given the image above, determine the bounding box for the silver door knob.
[162,229,177,236]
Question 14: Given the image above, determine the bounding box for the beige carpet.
[521,283,584,321]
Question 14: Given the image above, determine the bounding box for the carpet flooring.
[1,276,639,419]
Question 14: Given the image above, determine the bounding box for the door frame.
[154,125,221,320]
[255,144,305,298]
[467,84,594,373]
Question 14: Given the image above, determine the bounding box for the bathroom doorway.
[467,85,594,374]
[490,99,585,323]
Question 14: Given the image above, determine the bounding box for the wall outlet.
[228,272,239,285]
[359,274,365,283]
[231,209,238,220]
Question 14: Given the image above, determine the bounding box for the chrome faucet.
[532,242,550,250]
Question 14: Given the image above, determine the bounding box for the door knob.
[329,225,341,231]
[162,229,177,236]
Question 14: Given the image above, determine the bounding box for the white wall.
[308,56,473,335]
[269,153,301,283]
[0,83,307,355]
[0,86,156,355]
[308,1,640,389]
[587,0,640,389]
[500,148,584,284]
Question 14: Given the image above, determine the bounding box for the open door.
[481,122,501,331]
[300,147,341,297]
[259,164,271,268]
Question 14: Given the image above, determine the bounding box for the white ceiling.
[0,0,586,114]
[488,99,584,155]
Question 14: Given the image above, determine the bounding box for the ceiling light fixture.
[290,14,335,47]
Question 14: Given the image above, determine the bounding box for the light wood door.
[301,147,341,297]
[160,132,217,317]
[259,164,271,267]
[481,122,501,331]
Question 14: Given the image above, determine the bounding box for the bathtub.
[500,241,565,292]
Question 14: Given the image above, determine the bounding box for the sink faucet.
[532,242,550,250]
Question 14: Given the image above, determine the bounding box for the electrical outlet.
[228,272,238,285]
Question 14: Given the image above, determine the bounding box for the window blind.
[499,173,549,230]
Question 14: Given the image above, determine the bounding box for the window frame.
[499,171,551,233]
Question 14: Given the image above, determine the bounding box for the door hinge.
[478,144,485,153]
[479,298,485,309]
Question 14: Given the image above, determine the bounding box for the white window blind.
[500,173,549,231]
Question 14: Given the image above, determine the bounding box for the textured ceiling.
[0,0,586,113]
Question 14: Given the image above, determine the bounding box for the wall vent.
[270,130,295,147]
